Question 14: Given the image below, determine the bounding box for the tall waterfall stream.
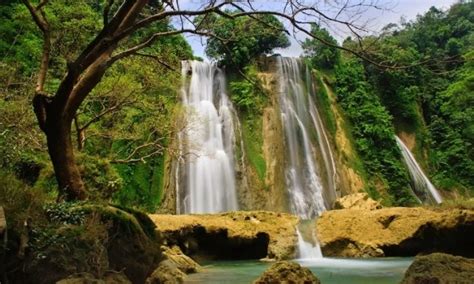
[278,57,337,259]
[395,136,443,204]
[177,61,239,214]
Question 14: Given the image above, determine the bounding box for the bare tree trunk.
[46,118,86,200]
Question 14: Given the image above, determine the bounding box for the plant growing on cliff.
[335,59,418,205]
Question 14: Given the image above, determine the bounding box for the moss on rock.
[333,193,382,210]
[253,261,320,284]
[401,253,474,284]
[6,203,162,284]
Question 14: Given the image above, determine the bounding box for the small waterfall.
[296,220,323,259]
[277,57,337,259]
[395,136,443,204]
[177,61,238,213]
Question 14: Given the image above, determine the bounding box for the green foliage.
[302,24,340,70]
[113,153,165,212]
[0,0,192,208]
[429,51,474,190]
[230,65,267,113]
[336,1,473,196]
[44,201,88,225]
[242,118,266,183]
[0,2,42,74]
[200,11,290,68]
[0,170,51,231]
[335,59,417,205]
[311,71,337,136]
[229,65,267,183]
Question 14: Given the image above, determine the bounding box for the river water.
[185,258,412,284]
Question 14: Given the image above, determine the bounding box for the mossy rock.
[253,261,320,284]
[7,203,162,284]
[401,253,474,284]
[145,260,186,284]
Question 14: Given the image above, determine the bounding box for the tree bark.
[46,118,86,201]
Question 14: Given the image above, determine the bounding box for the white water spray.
[178,61,238,213]
[395,136,442,204]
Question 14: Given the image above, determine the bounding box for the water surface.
[185,257,412,284]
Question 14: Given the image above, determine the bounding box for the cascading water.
[395,136,443,204]
[177,61,238,214]
[277,57,337,259]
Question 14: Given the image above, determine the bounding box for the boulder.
[10,204,162,284]
[317,207,474,257]
[401,253,474,284]
[162,245,200,273]
[145,260,186,284]
[253,261,320,284]
[333,193,382,210]
[149,211,298,260]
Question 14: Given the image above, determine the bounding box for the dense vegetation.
[303,1,473,201]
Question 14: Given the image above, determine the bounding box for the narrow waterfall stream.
[178,61,238,213]
[278,57,337,259]
[395,136,443,204]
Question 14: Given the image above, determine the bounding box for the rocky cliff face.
[317,207,474,257]
[236,59,290,212]
[316,77,365,196]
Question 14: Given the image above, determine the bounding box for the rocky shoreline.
[147,204,474,283]
[150,205,474,261]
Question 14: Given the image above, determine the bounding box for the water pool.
[185,257,413,284]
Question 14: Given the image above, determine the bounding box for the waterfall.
[395,136,443,204]
[278,57,337,218]
[177,61,238,213]
[296,230,322,259]
[277,57,337,259]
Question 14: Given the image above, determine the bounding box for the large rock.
[333,193,382,210]
[149,211,298,260]
[10,205,162,284]
[401,253,474,284]
[253,261,320,284]
[317,207,474,257]
[145,260,186,284]
[162,245,200,273]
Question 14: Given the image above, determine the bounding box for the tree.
[302,23,340,69]
[19,0,417,201]
[200,12,290,68]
